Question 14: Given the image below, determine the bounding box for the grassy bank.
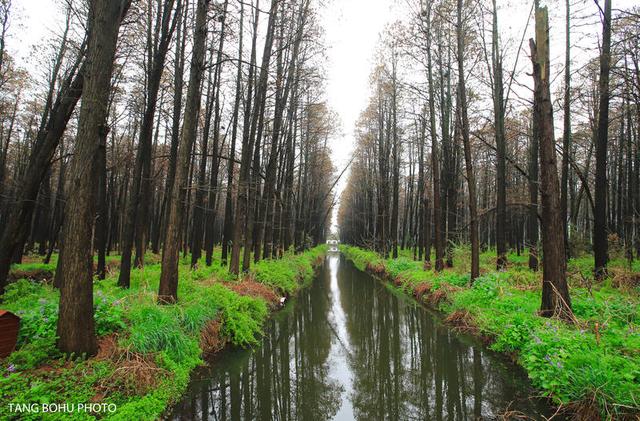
[0,246,326,420]
[342,245,640,419]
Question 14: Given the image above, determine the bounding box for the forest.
[0,0,638,419]
[338,0,640,418]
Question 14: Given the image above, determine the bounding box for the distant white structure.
[327,239,340,252]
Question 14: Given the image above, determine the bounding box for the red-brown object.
[0,310,20,358]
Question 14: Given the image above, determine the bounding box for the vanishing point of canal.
[171,255,555,420]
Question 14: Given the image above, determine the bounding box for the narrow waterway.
[170,255,555,420]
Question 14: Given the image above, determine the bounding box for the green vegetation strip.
[342,245,640,418]
[0,246,326,420]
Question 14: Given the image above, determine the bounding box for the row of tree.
[339,0,637,319]
[0,0,337,355]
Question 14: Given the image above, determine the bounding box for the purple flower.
[7,364,15,373]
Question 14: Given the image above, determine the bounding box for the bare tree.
[530,4,573,321]
[158,0,209,302]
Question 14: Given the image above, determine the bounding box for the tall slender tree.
[158,0,209,303]
[594,0,612,279]
[56,0,130,355]
[457,0,479,281]
[119,0,179,287]
[530,5,573,320]
[561,0,571,259]
[492,0,507,270]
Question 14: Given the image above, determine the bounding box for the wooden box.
[0,310,20,358]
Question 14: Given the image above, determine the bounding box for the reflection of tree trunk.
[229,372,241,420]
[200,375,209,421]
[434,329,443,420]
[473,346,483,418]
[243,357,252,420]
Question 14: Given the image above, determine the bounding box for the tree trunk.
[95,128,109,280]
[0,51,86,295]
[560,0,571,259]
[221,1,244,266]
[391,49,400,259]
[230,0,260,275]
[119,0,178,287]
[593,0,612,279]
[56,0,129,355]
[203,0,228,266]
[231,0,277,274]
[425,1,444,271]
[492,0,507,270]
[158,0,209,303]
[457,0,479,281]
[530,5,573,320]
[528,117,540,271]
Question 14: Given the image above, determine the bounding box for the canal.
[170,254,555,420]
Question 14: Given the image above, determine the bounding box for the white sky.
[8,0,59,63]
[7,0,638,235]
[320,0,401,232]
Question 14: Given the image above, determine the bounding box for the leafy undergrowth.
[0,245,326,420]
[342,245,640,419]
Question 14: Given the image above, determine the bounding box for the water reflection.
[170,256,552,420]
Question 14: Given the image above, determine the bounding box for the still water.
[170,255,554,420]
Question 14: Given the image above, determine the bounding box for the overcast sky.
[320,0,402,230]
[7,0,636,233]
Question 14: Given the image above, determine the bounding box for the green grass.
[342,245,640,418]
[0,245,326,420]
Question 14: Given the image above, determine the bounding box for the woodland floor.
[342,245,640,420]
[0,246,326,420]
